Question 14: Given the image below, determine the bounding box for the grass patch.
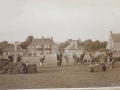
[0,55,120,89]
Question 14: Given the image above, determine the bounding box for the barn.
[106,31,120,52]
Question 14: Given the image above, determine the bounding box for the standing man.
[80,53,85,64]
[57,50,62,67]
[82,53,85,64]
[17,55,22,62]
[11,55,14,63]
[64,53,69,66]
[40,55,45,68]
[108,54,114,68]
[89,54,94,65]
[73,53,77,65]
[80,53,83,64]
[99,51,107,71]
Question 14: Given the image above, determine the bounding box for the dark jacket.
[40,57,45,63]
[73,54,77,60]
[57,53,62,60]
[80,54,84,59]
[64,54,68,60]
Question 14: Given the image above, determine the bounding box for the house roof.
[3,45,24,52]
[28,38,56,46]
[112,33,120,42]
[2,47,10,52]
[69,44,84,50]
[65,41,84,50]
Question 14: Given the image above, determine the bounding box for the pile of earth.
[0,58,38,74]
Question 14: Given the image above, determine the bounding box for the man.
[17,55,22,62]
[8,54,13,63]
[73,53,77,65]
[99,51,107,71]
[40,55,45,68]
[57,51,62,67]
[10,55,14,63]
[82,53,85,64]
[80,53,83,64]
[64,53,68,66]
[108,54,114,68]
[89,54,94,65]
[80,53,85,64]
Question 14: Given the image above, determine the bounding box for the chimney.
[42,36,44,42]
[51,37,53,41]
[111,31,112,35]
[75,41,77,49]
[14,41,18,51]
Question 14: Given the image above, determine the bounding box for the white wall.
[106,34,113,50]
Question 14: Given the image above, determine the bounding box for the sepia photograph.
[0,0,120,90]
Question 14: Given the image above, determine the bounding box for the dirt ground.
[0,55,120,89]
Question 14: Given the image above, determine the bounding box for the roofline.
[112,33,120,34]
[28,43,57,46]
[113,41,120,42]
[65,49,84,50]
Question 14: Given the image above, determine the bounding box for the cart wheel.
[90,69,94,72]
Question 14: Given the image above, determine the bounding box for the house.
[27,37,59,55]
[64,40,85,55]
[3,41,24,55]
[106,31,120,51]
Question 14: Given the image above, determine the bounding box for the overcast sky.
[0,0,120,43]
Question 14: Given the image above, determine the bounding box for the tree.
[84,39,93,51]
[59,39,107,52]
[0,41,13,54]
[20,36,34,49]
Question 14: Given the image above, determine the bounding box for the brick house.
[64,40,85,55]
[3,41,24,55]
[106,31,120,51]
[27,37,59,55]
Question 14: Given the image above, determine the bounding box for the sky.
[0,0,120,43]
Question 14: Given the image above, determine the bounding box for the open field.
[0,55,120,89]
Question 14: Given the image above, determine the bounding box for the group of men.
[39,50,68,68]
[39,51,97,68]
[73,53,87,65]
[39,50,114,72]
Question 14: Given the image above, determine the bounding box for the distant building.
[27,37,59,55]
[106,31,120,51]
[64,40,85,55]
[3,41,24,55]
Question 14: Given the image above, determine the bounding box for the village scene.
[0,0,120,89]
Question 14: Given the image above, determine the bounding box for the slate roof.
[2,47,10,52]
[3,45,24,52]
[28,38,56,46]
[112,33,120,42]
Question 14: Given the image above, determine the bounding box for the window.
[30,50,34,53]
[44,45,49,48]
[36,45,41,48]
[52,45,56,48]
